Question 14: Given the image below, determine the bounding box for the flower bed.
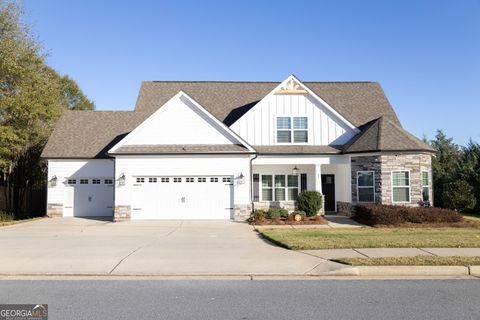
[248,209,328,225]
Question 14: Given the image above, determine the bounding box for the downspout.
[250,153,258,213]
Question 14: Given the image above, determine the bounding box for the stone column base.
[47,203,63,218]
[336,201,353,217]
[114,205,131,222]
[233,204,252,221]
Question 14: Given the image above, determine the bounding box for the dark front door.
[321,174,335,212]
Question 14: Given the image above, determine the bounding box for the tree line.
[429,131,480,213]
[0,1,93,215]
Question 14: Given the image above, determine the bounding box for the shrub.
[268,208,288,219]
[442,180,476,212]
[353,204,463,226]
[252,210,266,223]
[297,190,323,217]
[0,211,14,222]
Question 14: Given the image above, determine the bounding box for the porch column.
[314,164,322,194]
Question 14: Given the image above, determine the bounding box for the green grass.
[334,256,480,266]
[259,228,480,250]
[462,213,480,221]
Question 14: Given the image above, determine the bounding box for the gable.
[109,92,254,154]
[229,76,358,146]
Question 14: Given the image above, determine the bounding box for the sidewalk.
[302,248,480,259]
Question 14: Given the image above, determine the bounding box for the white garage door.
[131,176,233,220]
[63,178,114,217]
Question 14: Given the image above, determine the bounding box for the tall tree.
[0,1,93,214]
[430,130,461,208]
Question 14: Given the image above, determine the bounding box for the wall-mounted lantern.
[237,172,245,184]
[118,173,126,186]
[49,175,58,187]
[292,166,299,175]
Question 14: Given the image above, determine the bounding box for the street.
[0,279,478,319]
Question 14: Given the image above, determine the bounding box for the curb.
[0,266,478,279]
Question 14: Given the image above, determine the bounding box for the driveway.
[0,218,344,275]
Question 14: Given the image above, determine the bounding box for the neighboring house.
[41,75,435,221]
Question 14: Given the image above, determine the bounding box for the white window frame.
[421,170,429,202]
[391,170,411,203]
[357,171,375,203]
[276,116,309,144]
[261,174,300,201]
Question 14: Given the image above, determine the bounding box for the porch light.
[237,173,245,184]
[118,173,126,186]
[49,175,58,187]
[292,166,299,175]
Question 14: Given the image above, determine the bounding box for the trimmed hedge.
[267,208,289,219]
[353,204,463,226]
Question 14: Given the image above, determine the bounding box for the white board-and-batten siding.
[230,93,356,146]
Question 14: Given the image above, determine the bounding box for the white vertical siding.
[230,93,356,146]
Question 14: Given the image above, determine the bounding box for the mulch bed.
[250,216,328,226]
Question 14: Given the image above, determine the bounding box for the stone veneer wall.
[351,156,382,204]
[350,153,433,207]
[47,203,63,217]
[336,201,353,216]
[234,204,253,221]
[380,154,432,206]
[114,205,131,222]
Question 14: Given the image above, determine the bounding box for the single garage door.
[63,178,114,217]
[131,176,233,220]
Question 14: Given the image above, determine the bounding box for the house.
[41,75,435,221]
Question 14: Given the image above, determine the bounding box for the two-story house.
[41,75,435,221]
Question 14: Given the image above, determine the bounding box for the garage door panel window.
[67,179,76,185]
[210,177,218,182]
[104,179,113,185]
[148,177,157,183]
[198,177,206,183]
[392,171,410,203]
[136,177,145,183]
[161,178,169,183]
[186,177,194,183]
[80,179,88,184]
[222,177,231,183]
[174,178,182,183]
[92,179,100,184]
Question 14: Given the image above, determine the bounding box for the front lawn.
[0,216,45,227]
[463,213,480,221]
[333,256,480,266]
[258,228,480,250]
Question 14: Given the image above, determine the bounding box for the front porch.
[251,156,352,214]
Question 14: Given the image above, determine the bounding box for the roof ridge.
[145,80,376,84]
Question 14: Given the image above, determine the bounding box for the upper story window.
[276,117,308,143]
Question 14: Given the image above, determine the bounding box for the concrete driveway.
[0,218,343,276]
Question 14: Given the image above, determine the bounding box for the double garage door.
[131,176,233,220]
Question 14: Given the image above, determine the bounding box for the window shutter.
[253,174,259,201]
[300,173,307,192]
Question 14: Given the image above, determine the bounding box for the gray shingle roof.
[41,111,146,158]
[253,145,342,155]
[112,144,250,154]
[42,81,430,159]
[342,116,435,153]
[135,81,400,127]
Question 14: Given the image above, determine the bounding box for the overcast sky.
[24,0,480,144]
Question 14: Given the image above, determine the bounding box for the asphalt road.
[0,279,479,320]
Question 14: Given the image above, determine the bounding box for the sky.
[23,0,480,145]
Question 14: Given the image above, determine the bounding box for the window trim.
[260,174,300,202]
[391,170,411,203]
[421,170,430,202]
[357,171,375,203]
[276,116,309,144]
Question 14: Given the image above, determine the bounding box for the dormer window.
[276,116,308,143]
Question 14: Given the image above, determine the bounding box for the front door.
[321,174,335,212]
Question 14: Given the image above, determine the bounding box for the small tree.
[442,180,476,212]
[297,190,323,217]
